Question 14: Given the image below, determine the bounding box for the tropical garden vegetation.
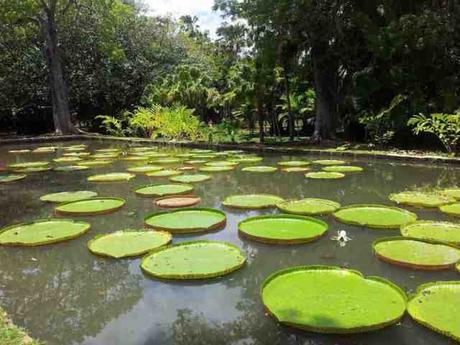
[1,0,459,154]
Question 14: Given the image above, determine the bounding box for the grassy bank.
[0,308,42,345]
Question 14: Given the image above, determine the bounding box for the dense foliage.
[0,0,459,154]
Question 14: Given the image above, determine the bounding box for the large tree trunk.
[42,12,75,134]
[284,72,295,141]
[257,97,265,144]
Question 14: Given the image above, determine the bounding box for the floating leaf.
[134,183,194,197]
[76,160,113,167]
[305,172,345,179]
[126,165,163,173]
[401,221,460,245]
[88,172,135,182]
[8,161,49,169]
[0,174,26,183]
[40,191,97,203]
[146,169,182,177]
[169,174,211,183]
[312,159,346,165]
[155,195,201,208]
[389,191,455,208]
[277,198,340,215]
[322,165,363,173]
[54,165,89,172]
[442,188,460,200]
[281,167,311,173]
[277,160,310,167]
[55,198,125,216]
[53,157,82,163]
[222,194,284,209]
[439,203,460,217]
[199,166,235,172]
[241,166,277,173]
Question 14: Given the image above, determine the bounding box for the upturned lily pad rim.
[439,203,460,217]
[8,161,50,168]
[0,174,27,183]
[400,220,460,245]
[238,214,328,244]
[87,172,135,182]
[442,188,460,200]
[277,160,310,167]
[0,218,91,246]
[140,240,246,280]
[198,166,235,172]
[389,191,456,208]
[87,230,172,258]
[222,194,285,210]
[373,236,460,270]
[54,165,89,171]
[169,174,211,183]
[154,194,202,208]
[241,166,277,173]
[305,171,345,179]
[312,159,347,165]
[322,165,363,173]
[12,166,52,173]
[407,281,460,342]
[40,190,98,203]
[145,169,182,177]
[144,207,226,233]
[55,197,126,216]
[333,204,417,229]
[277,198,341,215]
[261,265,407,334]
[134,183,194,197]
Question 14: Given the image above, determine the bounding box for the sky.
[143,0,224,38]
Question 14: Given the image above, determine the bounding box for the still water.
[0,140,458,345]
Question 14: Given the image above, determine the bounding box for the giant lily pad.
[145,208,226,233]
[305,172,345,179]
[204,161,237,167]
[126,165,163,174]
[141,240,246,279]
[146,169,182,178]
[312,159,346,165]
[199,166,235,172]
[373,237,460,270]
[134,183,194,197]
[77,160,113,167]
[277,198,341,215]
[53,157,82,163]
[222,194,284,209]
[95,148,121,153]
[261,265,406,333]
[401,221,460,245]
[407,281,460,342]
[439,203,460,217]
[277,160,310,167]
[323,165,363,173]
[185,159,208,165]
[239,214,328,244]
[333,204,417,228]
[122,156,149,162]
[230,156,263,164]
[63,152,90,157]
[54,165,89,172]
[241,166,277,173]
[9,149,30,154]
[389,191,455,208]
[33,147,57,153]
[281,167,311,173]
[169,174,211,183]
[8,161,49,169]
[155,195,201,208]
[87,230,172,258]
[55,197,125,216]
[40,191,97,203]
[442,188,460,200]
[12,166,51,173]
[90,153,119,159]
[0,219,90,246]
[151,158,181,165]
[87,172,135,182]
[0,174,26,183]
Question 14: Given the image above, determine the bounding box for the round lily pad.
[401,221,460,245]
[33,147,57,153]
[222,194,284,209]
[53,157,82,163]
[95,148,121,153]
[87,172,135,182]
[77,160,113,167]
[145,208,226,233]
[90,153,119,159]
[241,166,277,173]
[169,174,211,183]
[204,161,237,167]
[8,161,49,169]
[191,149,213,154]
[134,183,194,197]
[12,166,51,173]
[63,152,90,157]
[261,265,406,334]
[141,240,246,279]
[199,166,235,172]
[151,158,181,165]
[277,198,341,215]
[185,159,208,165]
[333,204,417,228]
[9,149,30,154]
[323,165,363,173]
[439,203,460,217]
[373,237,460,270]
[146,169,182,178]
[40,191,98,203]
[178,166,195,171]
[281,167,311,173]
[87,230,172,258]
[277,160,310,167]
[312,159,346,165]
[155,195,201,208]
[175,153,194,158]
[126,165,163,174]
[230,156,263,163]
[407,281,460,342]
[238,214,328,244]
[389,191,455,208]
[55,197,125,216]
[305,172,345,179]
[0,174,26,183]
[122,156,149,162]
[64,145,86,152]
[0,219,90,246]
[442,188,460,200]
[54,165,89,172]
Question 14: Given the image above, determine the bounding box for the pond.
[0,140,458,345]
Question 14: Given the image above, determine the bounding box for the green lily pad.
[238,214,328,244]
[439,203,460,217]
[277,198,341,215]
[389,191,455,208]
[90,153,120,159]
[145,208,226,233]
[76,160,113,167]
[169,174,211,183]
[199,166,235,172]
[222,150,244,155]
[191,154,217,159]
[241,166,277,173]
[0,174,26,183]
[87,230,172,258]
[230,156,263,163]
[281,167,311,173]
[12,166,51,173]
[54,165,89,172]
[55,197,125,216]
[185,159,208,165]
[33,147,57,153]
[126,165,163,173]
[88,172,135,182]
[333,204,417,228]
[9,149,30,153]
[312,159,346,165]
[64,145,86,152]
[277,160,310,167]
[8,161,49,169]
[175,153,194,158]
[151,158,181,165]
[95,148,121,153]
[305,172,345,179]
[134,183,194,197]
[155,195,201,208]
[53,157,82,163]
[373,237,460,270]
[146,169,182,178]
[0,219,90,246]
[407,281,460,342]
[191,149,213,154]
[40,191,97,203]
[222,194,284,209]
[141,240,246,279]
[205,161,238,167]
[442,188,460,200]
[63,152,90,157]
[122,156,149,161]
[323,165,363,173]
[401,221,460,245]
[261,265,406,333]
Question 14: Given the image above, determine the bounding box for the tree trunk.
[42,12,75,134]
[284,72,295,141]
[257,98,265,144]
